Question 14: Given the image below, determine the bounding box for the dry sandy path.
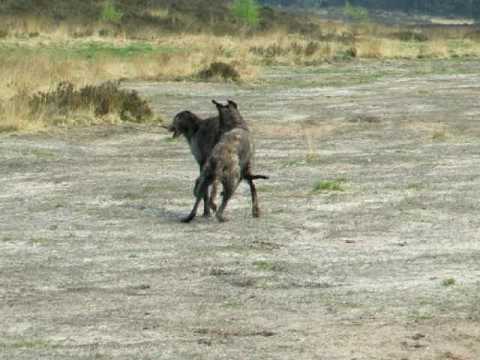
[1,61,480,359]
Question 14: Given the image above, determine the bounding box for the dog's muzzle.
[163,124,180,138]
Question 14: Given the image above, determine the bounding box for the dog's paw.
[181,215,195,223]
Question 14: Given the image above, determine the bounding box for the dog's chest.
[189,137,203,163]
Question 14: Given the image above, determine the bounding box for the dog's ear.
[227,100,238,109]
[212,99,223,108]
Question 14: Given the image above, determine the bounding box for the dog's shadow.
[134,204,213,224]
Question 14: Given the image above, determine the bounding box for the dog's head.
[212,99,246,130]
[166,111,199,139]
[212,99,240,120]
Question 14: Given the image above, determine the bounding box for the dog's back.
[191,116,220,167]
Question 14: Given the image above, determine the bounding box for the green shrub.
[343,1,369,22]
[101,1,123,25]
[232,0,260,27]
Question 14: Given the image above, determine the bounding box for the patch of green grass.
[417,89,432,96]
[409,309,434,321]
[222,301,243,309]
[30,238,50,246]
[253,260,285,272]
[432,130,448,141]
[312,178,347,193]
[282,159,303,168]
[255,184,276,193]
[442,278,456,287]
[0,42,184,62]
[29,148,57,159]
[306,153,320,163]
[3,339,54,349]
[406,183,424,191]
[265,70,389,88]
[112,192,143,200]
[143,184,169,193]
[282,155,324,168]
[72,42,174,59]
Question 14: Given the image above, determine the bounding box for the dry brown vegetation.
[1,9,480,132]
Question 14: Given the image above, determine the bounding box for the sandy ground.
[1,60,480,359]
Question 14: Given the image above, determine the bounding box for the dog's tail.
[247,174,269,180]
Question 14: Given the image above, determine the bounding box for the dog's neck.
[182,114,201,143]
[220,109,249,133]
[183,128,196,144]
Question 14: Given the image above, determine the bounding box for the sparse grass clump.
[442,278,456,287]
[253,260,285,272]
[393,30,429,42]
[312,179,346,193]
[254,260,276,271]
[432,130,448,141]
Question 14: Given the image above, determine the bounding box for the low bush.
[28,81,153,123]
[197,62,240,82]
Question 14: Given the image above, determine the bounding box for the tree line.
[262,0,480,18]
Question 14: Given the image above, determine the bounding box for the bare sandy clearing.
[1,60,480,359]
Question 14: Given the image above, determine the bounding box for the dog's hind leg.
[247,178,261,218]
[215,177,237,223]
[244,163,262,218]
[208,181,218,212]
[202,191,211,217]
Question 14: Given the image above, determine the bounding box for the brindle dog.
[182,100,263,223]
[166,107,267,220]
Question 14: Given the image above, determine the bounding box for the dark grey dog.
[166,108,267,220]
[182,100,263,223]
[166,111,220,217]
